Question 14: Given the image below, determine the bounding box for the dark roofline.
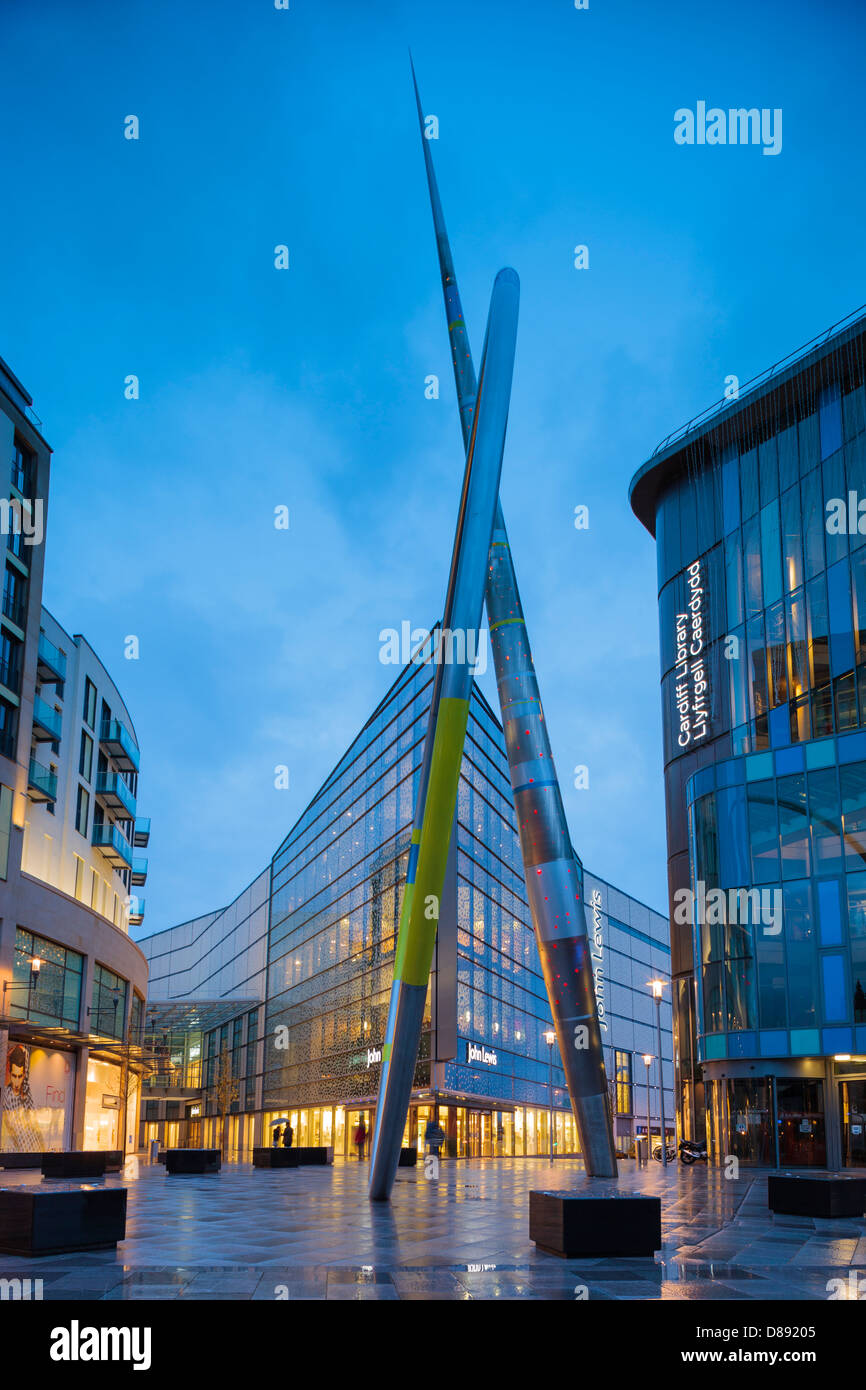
[629,302,866,536]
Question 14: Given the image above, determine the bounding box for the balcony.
[1,587,26,630]
[128,897,145,926]
[37,631,66,685]
[92,821,133,870]
[133,818,150,847]
[95,770,137,820]
[130,857,148,886]
[27,758,57,803]
[0,652,20,694]
[99,718,139,773]
[32,695,62,742]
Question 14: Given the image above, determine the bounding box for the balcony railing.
[27,758,57,802]
[0,653,20,693]
[37,631,66,684]
[100,718,140,773]
[130,857,148,886]
[133,818,150,847]
[1,587,25,629]
[32,695,62,742]
[128,897,145,926]
[95,770,137,820]
[92,821,133,870]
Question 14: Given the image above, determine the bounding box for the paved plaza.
[1,1157,864,1300]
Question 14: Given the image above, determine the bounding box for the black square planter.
[253,1147,300,1168]
[293,1146,333,1165]
[41,1152,107,1179]
[768,1173,866,1218]
[530,1190,662,1258]
[398,1147,418,1167]
[164,1148,221,1174]
[0,1186,127,1256]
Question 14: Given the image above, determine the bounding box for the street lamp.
[2,957,43,1016]
[642,1053,653,1165]
[648,980,667,1167]
[544,1029,556,1163]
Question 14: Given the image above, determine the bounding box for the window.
[0,783,12,879]
[79,730,93,781]
[73,853,86,902]
[0,696,17,759]
[11,440,35,497]
[0,631,21,692]
[819,383,843,461]
[75,784,90,837]
[129,992,144,1046]
[822,954,847,1022]
[91,964,128,1039]
[842,763,866,870]
[2,565,26,628]
[615,1051,632,1116]
[83,677,96,730]
[10,927,83,1029]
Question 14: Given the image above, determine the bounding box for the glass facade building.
[140,638,674,1160]
[630,306,866,1168]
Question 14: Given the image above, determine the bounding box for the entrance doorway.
[467,1110,493,1157]
[840,1080,866,1167]
[776,1078,826,1167]
[346,1109,372,1159]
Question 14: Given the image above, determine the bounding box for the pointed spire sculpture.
[409,57,617,1179]
[368,267,521,1201]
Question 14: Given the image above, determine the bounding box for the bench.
[0,1186,127,1256]
[530,1190,662,1257]
[164,1148,221,1174]
[293,1146,333,1165]
[252,1147,300,1168]
[41,1152,107,1179]
[768,1173,866,1218]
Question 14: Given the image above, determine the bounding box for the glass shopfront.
[841,1079,866,1166]
[254,1100,581,1159]
[258,1099,580,1160]
[705,1073,827,1166]
[777,1078,826,1166]
[83,1058,126,1150]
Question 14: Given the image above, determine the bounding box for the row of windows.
[657,376,864,587]
[8,926,140,1038]
[692,755,866,891]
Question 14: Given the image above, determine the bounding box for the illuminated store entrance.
[840,1080,866,1167]
[705,1073,827,1167]
[262,1100,580,1159]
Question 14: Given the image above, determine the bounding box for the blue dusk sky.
[1,0,864,936]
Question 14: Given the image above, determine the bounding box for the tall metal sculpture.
[410,60,617,1178]
[369,267,520,1201]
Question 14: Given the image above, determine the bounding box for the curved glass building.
[140,633,675,1162]
[630,306,866,1168]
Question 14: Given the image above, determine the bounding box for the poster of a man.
[1,1044,73,1152]
[1,1044,44,1152]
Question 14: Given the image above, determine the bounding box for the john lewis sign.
[467,1042,498,1067]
